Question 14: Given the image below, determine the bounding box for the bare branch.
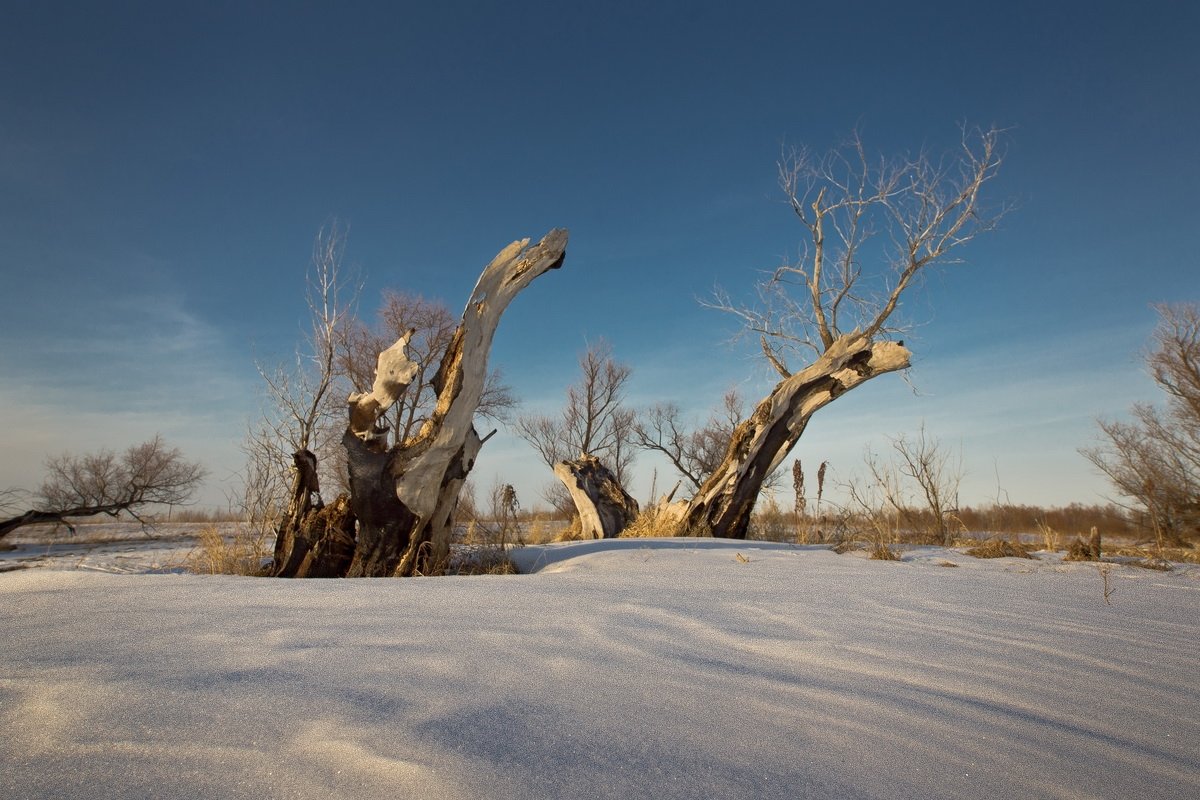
[514,338,636,485]
[1083,303,1200,544]
[715,126,1007,373]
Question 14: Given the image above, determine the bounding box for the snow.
[2,534,1198,799]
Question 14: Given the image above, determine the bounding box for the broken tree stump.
[553,454,639,539]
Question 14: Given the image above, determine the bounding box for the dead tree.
[683,336,911,537]
[334,291,517,494]
[339,229,568,576]
[553,455,639,538]
[271,449,357,578]
[514,339,637,531]
[693,127,1005,539]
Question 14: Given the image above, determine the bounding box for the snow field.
[1,539,1197,799]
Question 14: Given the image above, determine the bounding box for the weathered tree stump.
[346,230,568,576]
[273,449,322,575]
[269,230,567,578]
[553,454,639,539]
[1067,526,1103,561]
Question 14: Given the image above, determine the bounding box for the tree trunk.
[273,450,359,578]
[0,511,76,539]
[345,229,568,576]
[1,503,158,539]
[553,455,639,539]
[272,450,319,575]
[683,334,911,539]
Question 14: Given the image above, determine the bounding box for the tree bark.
[272,450,320,575]
[346,229,568,576]
[272,450,360,578]
[553,455,639,539]
[683,334,911,539]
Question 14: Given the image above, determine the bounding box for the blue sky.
[2,1,1197,512]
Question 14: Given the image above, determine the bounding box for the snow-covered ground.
[2,530,1198,799]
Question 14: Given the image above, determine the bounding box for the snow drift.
[2,539,1197,799]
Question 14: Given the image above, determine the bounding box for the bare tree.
[688,126,1005,538]
[0,436,206,538]
[513,339,638,538]
[515,340,636,482]
[1083,304,1200,544]
[0,488,27,518]
[891,424,963,546]
[247,221,359,520]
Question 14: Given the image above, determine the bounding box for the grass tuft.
[965,538,1036,560]
[185,525,271,576]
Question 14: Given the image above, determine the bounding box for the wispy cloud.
[0,292,256,506]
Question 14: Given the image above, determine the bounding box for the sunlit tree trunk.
[344,230,568,576]
[553,455,639,538]
[683,335,910,539]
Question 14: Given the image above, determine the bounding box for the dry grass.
[446,545,519,575]
[185,525,272,576]
[616,507,679,538]
[522,515,565,544]
[870,543,901,561]
[964,538,1036,560]
[165,508,245,524]
[554,517,586,541]
[1036,520,1061,552]
[1123,557,1173,572]
[748,494,795,542]
[1106,544,1196,570]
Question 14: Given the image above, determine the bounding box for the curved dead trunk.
[346,229,568,576]
[683,334,911,539]
[553,455,639,539]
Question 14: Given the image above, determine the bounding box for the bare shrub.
[870,542,901,561]
[1065,527,1103,562]
[748,491,794,542]
[891,425,963,546]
